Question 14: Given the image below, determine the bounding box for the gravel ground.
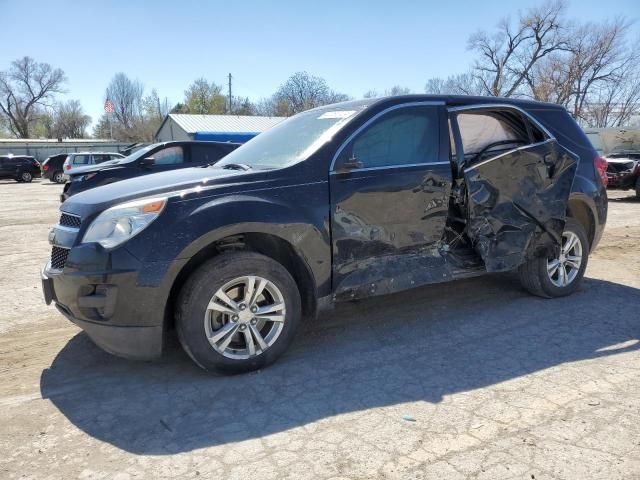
[0,179,639,480]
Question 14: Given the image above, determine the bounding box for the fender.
[125,189,332,296]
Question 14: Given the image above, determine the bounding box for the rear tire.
[53,171,66,184]
[20,171,33,183]
[518,218,589,298]
[176,252,302,374]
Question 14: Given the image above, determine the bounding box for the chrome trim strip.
[447,103,555,141]
[329,101,446,172]
[332,161,451,174]
[463,138,554,173]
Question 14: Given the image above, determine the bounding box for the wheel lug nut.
[239,304,246,310]
[231,315,239,322]
[250,319,257,325]
[250,306,258,313]
[239,324,247,330]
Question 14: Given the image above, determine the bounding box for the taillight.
[43,164,49,171]
[594,156,608,187]
[65,164,71,170]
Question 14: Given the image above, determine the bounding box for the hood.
[61,167,250,218]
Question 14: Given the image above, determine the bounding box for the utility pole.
[228,73,232,114]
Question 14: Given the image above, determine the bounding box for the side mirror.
[140,157,155,168]
[335,156,363,174]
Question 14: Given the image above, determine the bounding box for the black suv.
[42,95,608,373]
[41,153,69,183]
[61,141,240,202]
[0,155,41,182]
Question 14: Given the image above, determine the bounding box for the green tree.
[184,78,226,114]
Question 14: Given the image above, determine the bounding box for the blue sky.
[2,0,639,126]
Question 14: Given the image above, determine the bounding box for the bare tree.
[425,73,484,95]
[53,100,91,138]
[271,72,349,116]
[527,17,639,125]
[105,73,144,130]
[468,0,567,97]
[0,56,66,138]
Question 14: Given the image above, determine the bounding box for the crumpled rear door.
[463,139,578,271]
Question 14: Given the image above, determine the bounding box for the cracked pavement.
[0,181,639,479]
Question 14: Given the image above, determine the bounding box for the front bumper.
[41,247,182,360]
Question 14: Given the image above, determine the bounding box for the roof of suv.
[328,94,566,112]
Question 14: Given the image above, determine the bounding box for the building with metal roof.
[155,114,285,143]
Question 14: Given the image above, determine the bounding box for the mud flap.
[464,141,578,272]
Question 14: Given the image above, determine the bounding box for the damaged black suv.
[42,95,607,373]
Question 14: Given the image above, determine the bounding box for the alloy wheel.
[204,275,286,359]
[21,172,32,182]
[54,172,65,183]
[547,230,583,287]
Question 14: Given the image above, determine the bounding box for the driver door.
[450,106,578,272]
[330,103,452,299]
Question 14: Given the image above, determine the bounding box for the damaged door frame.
[447,103,579,272]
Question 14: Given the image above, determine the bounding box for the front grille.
[60,212,81,228]
[51,246,69,270]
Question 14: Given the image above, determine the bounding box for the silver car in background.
[63,152,125,176]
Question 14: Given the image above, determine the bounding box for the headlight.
[82,197,167,248]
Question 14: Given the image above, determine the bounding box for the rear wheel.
[53,171,66,184]
[176,252,302,373]
[518,218,589,298]
[19,171,33,183]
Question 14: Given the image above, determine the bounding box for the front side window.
[341,107,440,169]
[456,110,530,163]
[153,146,184,165]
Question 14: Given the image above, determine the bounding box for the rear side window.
[93,154,111,164]
[345,106,440,169]
[72,154,90,165]
[191,144,225,165]
[456,110,529,157]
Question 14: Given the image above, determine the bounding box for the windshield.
[216,102,369,169]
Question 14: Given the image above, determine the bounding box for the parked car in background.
[41,153,69,183]
[63,152,125,177]
[61,141,240,201]
[0,155,41,183]
[42,95,607,374]
[605,151,640,197]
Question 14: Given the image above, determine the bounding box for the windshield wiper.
[220,163,252,171]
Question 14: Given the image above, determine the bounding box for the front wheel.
[176,252,302,374]
[635,177,640,198]
[518,218,589,298]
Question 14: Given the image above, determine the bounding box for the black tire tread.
[175,251,301,374]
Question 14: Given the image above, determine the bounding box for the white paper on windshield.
[318,111,356,119]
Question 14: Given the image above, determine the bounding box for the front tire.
[176,252,302,374]
[635,177,640,198]
[518,218,589,298]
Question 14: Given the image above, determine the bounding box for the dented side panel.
[331,164,453,294]
[464,140,578,271]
